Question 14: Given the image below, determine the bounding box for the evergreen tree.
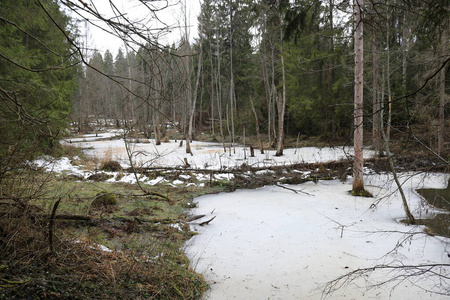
[0,0,78,161]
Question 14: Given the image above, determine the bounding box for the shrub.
[100,160,122,172]
[92,192,117,207]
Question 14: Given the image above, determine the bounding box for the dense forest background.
[70,0,449,158]
[0,0,448,161]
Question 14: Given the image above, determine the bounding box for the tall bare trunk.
[210,42,215,136]
[372,30,382,156]
[186,15,204,155]
[249,97,264,154]
[216,30,226,152]
[438,31,447,155]
[275,40,286,155]
[352,0,364,193]
[229,2,235,155]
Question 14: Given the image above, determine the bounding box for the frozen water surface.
[185,173,450,300]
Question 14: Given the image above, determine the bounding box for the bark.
[352,0,364,193]
[153,112,161,145]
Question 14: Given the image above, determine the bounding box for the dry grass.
[0,167,208,299]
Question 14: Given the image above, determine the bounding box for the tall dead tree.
[352,0,365,193]
[371,22,382,157]
[275,5,287,157]
[438,30,447,155]
[186,12,204,155]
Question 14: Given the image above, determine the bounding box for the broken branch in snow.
[316,211,356,238]
[199,216,216,226]
[186,214,206,222]
[275,183,313,196]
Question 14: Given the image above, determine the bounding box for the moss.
[350,189,373,197]
[92,192,117,207]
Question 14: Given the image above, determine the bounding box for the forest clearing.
[1,0,449,299]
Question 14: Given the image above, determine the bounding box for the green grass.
[0,172,211,299]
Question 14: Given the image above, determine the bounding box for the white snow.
[185,173,450,300]
[64,133,373,170]
[34,130,449,298]
[32,156,85,177]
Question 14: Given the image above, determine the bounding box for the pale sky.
[79,0,201,57]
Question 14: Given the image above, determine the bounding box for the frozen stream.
[185,173,450,300]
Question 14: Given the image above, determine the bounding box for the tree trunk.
[153,112,161,145]
[352,0,364,193]
[249,97,264,154]
[275,10,287,157]
[438,31,447,155]
[216,29,226,153]
[229,2,235,155]
[186,17,204,156]
[372,29,383,156]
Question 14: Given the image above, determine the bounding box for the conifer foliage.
[0,0,78,161]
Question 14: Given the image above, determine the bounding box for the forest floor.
[0,127,448,299]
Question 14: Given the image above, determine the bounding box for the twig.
[275,183,314,196]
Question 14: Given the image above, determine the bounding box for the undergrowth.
[0,170,208,299]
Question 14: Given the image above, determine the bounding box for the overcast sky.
[79,0,201,57]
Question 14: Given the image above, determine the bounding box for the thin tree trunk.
[352,0,364,193]
[186,15,204,155]
[275,27,287,156]
[210,42,215,136]
[382,99,416,224]
[262,49,272,146]
[153,112,161,145]
[216,30,226,153]
[438,31,447,155]
[229,2,235,155]
[372,30,383,157]
[249,96,264,154]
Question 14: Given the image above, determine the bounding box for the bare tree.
[186,11,204,155]
[275,0,287,156]
[249,97,264,154]
[352,0,365,193]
